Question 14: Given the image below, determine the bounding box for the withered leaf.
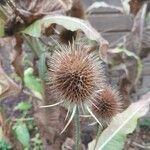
[99,42,109,63]
[12,0,73,24]
[0,58,21,100]
[5,0,73,35]
[11,35,24,79]
[129,0,142,16]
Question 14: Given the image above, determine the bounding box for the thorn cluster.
[46,42,122,130]
[92,86,122,122]
[47,43,105,105]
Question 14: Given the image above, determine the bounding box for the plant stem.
[74,106,81,150]
[94,124,102,150]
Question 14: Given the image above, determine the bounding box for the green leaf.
[22,15,106,43]
[13,123,30,148]
[23,36,46,57]
[15,101,32,111]
[38,53,46,80]
[0,139,12,150]
[140,117,150,128]
[24,68,43,99]
[0,18,4,37]
[147,12,150,29]
[90,92,150,150]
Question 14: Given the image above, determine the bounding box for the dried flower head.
[92,86,122,123]
[47,43,105,106]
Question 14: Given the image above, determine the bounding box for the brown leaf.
[44,24,56,36]
[13,0,72,14]
[0,36,24,79]
[125,3,147,55]
[59,0,84,44]
[16,0,73,23]
[5,0,73,35]
[119,77,132,110]
[129,0,142,16]
[99,40,109,63]
[11,35,24,79]
[0,58,21,100]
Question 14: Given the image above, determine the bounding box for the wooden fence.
[83,0,150,49]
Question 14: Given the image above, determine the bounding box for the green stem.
[94,124,102,150]
[74,106,81,150]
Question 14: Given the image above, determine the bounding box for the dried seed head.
[93,86,122,122]
[47,43,105,105]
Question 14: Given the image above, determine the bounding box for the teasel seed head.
[47,43,105,105]
[92,86,122,123]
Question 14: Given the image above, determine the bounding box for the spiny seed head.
[93,86,122,122]
[47,43,105,105]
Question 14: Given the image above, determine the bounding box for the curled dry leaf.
[86,1,123,14]
[99,42,109,63]
[13,0,72,14]
[12,0,73,24]
[0,58,21,100]
[0,36,24,86]
[62,138,86,150]
[0,36,24,79]
[129,0,143,16]
[119,77,132,110]
[62,138,75,150]
[11,35,24,79]
[5,0,73,35]
[0,111,12,140]
[0,112,12,148]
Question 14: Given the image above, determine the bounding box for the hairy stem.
[74,106,81,150]
[94,124,103,150]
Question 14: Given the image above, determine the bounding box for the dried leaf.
[131,3,147,42]
[99,43,109,63]
[5,0,73,35]
[11,35,24,79]
[125,3,147,63]
[0,110,12,137]
[13,0,72,25]
[13,0,72,14]
[119,77,132,110]
[62,138,75,150]
[0,59,21,100]
[109,47,142,85]
[129,0,142,16]
[87,2,123,14]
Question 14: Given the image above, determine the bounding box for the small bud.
[92,86,122,123]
